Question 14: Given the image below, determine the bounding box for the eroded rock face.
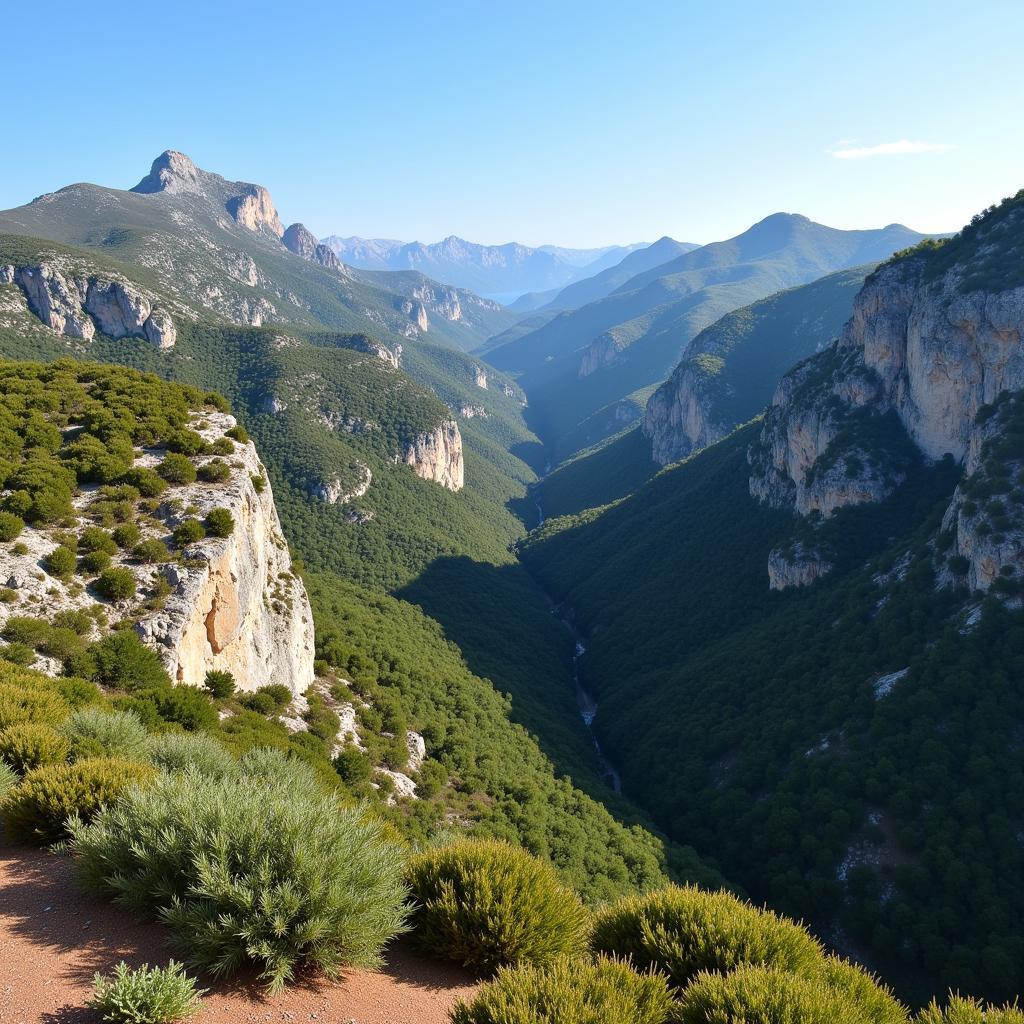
[473,367,488,389]
[227,185,284,238]
[131,149,203,195]
[644,363,726,465]
[11,263,176,348]
[768,543,833,590]
[401,419,464,491]
[136,412,315,692]
[578,334,621,378]
[282,222,343,272]
[310,463,372,504]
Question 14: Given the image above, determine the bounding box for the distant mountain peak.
[131,150,203,195]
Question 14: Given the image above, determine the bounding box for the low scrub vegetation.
[89,960,205,1024]
[405,839,590,970]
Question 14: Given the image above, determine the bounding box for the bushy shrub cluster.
[89,960,205,1024]
[405,839,590,970]
[0,721,69,772]
[60,708,149,761]
[70,749,408,991]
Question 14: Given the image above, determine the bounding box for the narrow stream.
[530,478,621,793]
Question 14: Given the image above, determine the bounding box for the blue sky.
[2,0,1021,247]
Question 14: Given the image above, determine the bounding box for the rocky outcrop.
[578,333,622,378]
[767,543,833,590]
[310,463,372,504]
[131,150,204,195]
[282,222,343,272]
[644,363,727,465]
[399,299,430,333]
[473,367,488,389]
[412,283,462,322]
[136,412,315,692]
[10,263,176,348]
[227,185,284,237]
[400,419,464,491]
[459,404,487,419]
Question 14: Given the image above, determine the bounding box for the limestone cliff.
[225,185,284,237]
[282,222,344,273]
[578,333,622,378]
[400,419,465,491]
[767,543,833,591]
[2,261,176,348]
[643,361,727,465]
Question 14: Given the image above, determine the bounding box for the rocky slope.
[643,268,868,466]
[399,419,465,491]
[749,191,1024,591]
[0,407,315,693]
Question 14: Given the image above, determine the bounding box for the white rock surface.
[401,419,465,491]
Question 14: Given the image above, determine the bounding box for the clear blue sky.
[2,0,1021,247]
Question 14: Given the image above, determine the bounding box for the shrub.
[0,758,17,800]
[91,632,171,690]
[203,669,235,699]
[0,674,70,729]
[0,722,70,772]
[144,732,237,780]
[451,957,674,1024]
[173,519,206,547]
[112,522,142,549]
[79,527,118,555]
[158,453,197,485]
[0,510,24,541]
[820,956,908,1024]
[81,549,113,575]
[197,459,230,483]
[134,539,171,564]
[334,744,372,784]
[89,960,206,1024]
[3,615,51,647]
[917,996,1024,1023]
[121,467,168,498]
[3,756,155,843]
[226,425,248,443]
[405,840,590,970]
[671,964,873,1024]
[205,508,234,538]
[70,756,408,991]
[209,437,234,456]
[146,686,217,732]
[590,886,824,990]
[46,544,78,579]
[61,708,149,761]
[166,429,207,456]
[1,641,34,666]
[95,567,137,601]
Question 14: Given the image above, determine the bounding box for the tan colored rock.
[400,419,464,491]
[14,265,94,339]
[768,543,833,590]
[227,185,284,237]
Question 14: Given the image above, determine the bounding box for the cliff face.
[1,261,176,348]
[578,333,622,378]
[0,411,315,693]
[226,185,284,238]
[767,543,833,591]
[643,362,726,465]
[400,419,465,491]
[282,222,344,273]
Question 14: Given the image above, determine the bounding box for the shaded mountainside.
[518,191,1024,1002]
[644,266,870,465]
[487,214,928,462]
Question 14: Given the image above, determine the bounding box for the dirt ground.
[0,846,478,1024]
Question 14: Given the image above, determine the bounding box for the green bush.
[0,511,24,541]
[92,631,171,690]
[226,424,249,443]
[0,673,70,729]
[46,544,78,579]
[671,964,875,1024]
[121,467,168,499]
[95,568,137,601]
[203,669,235,699]
[1,641,35,666]
[334,744,372,784]
[81,549,113,575]
[89,960,206,1024]
[197,459,230,483]
[158,453,197,485]
[79,527,118,555]
[133,539,171,564]
[3,615,51,647]
[405,839,590,970]
[204,507,234,538]
[60,708,149,761]
[112,523,142,549]
[451,956,674,1024]
[209,437,234,456]
[820,956,907,1024]
[917,996,1024,1023]
[3,756,155,843]
[144,732,237,780]
[166,429,207,456]
[173,519,206,547]
[590,886,824,990]
[0,722,70,772]
[70,752,408,991]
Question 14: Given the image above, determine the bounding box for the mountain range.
[322,234,651,302]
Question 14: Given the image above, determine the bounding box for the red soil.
[0,846,477,1024]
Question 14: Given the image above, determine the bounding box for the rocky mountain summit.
[749,192,1024,592]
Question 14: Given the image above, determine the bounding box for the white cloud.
[830,139,955,160]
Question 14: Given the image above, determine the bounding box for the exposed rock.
[14,265,94,339]
[412,283,462,322]
[310,463,372,504]
[85,279,176,349]
[459,404,487,419]
[0,266,14,284]
[644,362,727,465]
[473,366,488,389]
[873,668,909,699]
[226,185,284,238]
[261,393,287,414]
[282,222,343,272]
[767,543,833,590]
[400,419,464,491]
[578,333,622,378]
[399,299,430,333]
[406,731,426,773]
[135,412,315,692]
[131,150,203,195]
